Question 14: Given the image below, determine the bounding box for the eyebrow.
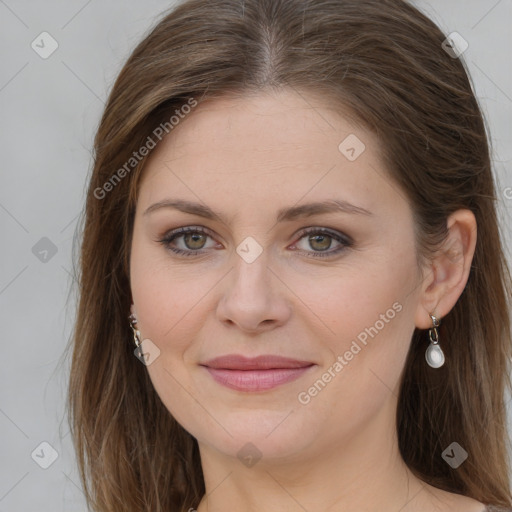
[143,198,373,222]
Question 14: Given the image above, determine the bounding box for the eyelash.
[158,226,353,259]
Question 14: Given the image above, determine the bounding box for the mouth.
[200,354,316,392]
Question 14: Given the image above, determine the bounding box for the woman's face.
[130,89,427,463]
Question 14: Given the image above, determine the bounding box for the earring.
[128,309,161,366]
[128,312,142,348]
[425,313,445,368]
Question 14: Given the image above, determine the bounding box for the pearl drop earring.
[425,313,445,368]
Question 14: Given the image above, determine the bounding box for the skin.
[129,89,482,512]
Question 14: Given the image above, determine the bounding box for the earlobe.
[414,209,477,330]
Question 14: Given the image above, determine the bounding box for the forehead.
[137,89,401,220]
[149,89,374,162]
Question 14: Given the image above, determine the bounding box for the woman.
[67,0,512,510]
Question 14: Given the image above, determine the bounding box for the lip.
[200,354,315,392]
[202,354,314,370]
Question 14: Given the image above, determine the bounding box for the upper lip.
[201,354,314,370]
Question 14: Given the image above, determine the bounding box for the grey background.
[0,1,510,510]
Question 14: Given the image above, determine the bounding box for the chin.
[191,407,324,464]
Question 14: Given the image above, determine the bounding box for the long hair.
[67,0,512,510]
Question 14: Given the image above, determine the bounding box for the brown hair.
[66,0,512,510]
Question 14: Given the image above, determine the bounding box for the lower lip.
[203,366,314,392]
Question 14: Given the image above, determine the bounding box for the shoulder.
[421,485,486,512]
[420,481,510,512]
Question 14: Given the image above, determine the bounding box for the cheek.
[290,247,418,400]
[130,224,213,347]
[290,278,417,449]
[290,246,417,349]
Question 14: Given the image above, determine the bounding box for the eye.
[158,225,353,259]
[290,227,353,258]
[158,226,220,256]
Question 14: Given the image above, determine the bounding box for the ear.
[414,209,477,329]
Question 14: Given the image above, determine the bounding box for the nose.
[216,251,292,334]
